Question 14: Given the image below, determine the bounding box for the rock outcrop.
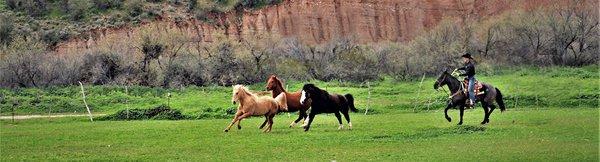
[57,0,565,52]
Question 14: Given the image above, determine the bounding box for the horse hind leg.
[486,103,497,124]
[264,115,275,133]
[341,111,352,130]
[259,116,268,129]
[481,102,490,125]
[334,112,343,130]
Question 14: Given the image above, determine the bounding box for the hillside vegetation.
[1,1,597,88]
[0,0,280,48]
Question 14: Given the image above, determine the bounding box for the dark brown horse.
[434,70,505,125]
[265,75,311,127]
[300,84,358,131]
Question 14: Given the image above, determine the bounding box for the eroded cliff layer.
[57,0,561,52]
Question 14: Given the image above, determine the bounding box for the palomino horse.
[265,75,311,127]
[300,84,358,131]
[434,70,506,125]
[224,85,288,133]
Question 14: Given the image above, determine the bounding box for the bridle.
[435,74,451,97]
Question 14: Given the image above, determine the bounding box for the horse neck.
[271,81,287,97]
[445,75,462,93]
[239,90,257,106]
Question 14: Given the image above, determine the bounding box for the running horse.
[300,84,358,131]
[434,70,506,125]
[224,85,288,133]
[265,75,311,127]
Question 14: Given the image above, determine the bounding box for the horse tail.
[345,94,358,112]
[495,88,506,112]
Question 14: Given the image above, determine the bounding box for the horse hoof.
[224,129,229,132]
[446,118,452,122]
[457,122,463,125]
[237,126,241,130]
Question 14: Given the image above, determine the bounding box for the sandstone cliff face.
[57,0,559,52]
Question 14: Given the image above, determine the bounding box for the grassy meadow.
[1,108,598,161]
[0,66,598,161]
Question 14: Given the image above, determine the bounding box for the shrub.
[67,0,93,21]
[80,51,123,85]
[96,105,190,120]
[0,14,14,46]
[0,37,46,87]
[124,0,144,17]
[205,41,241,85]
[92,0,122,10]
[5,0,48,17]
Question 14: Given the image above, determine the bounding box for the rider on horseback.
[456,53,476,107]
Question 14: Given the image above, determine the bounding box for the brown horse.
[265,75,311,127]
[224,85,288,133]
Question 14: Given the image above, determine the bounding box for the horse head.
[434,69,450,90]
[300,84,319,105]
[232,84,249,105]
[265,75,280,91]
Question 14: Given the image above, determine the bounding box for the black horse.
[299,84,358,131]
[434,70,506,125]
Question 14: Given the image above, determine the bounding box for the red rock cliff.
[57,0,565,52]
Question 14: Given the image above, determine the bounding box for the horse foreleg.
[444,103,453,122]
[237,119,242,130]
[303,113,316,132]
[224,112,243,132]
[458,105,465,125]
[334,112,343,130]
[225,113,252,132]
[290,111,306,128]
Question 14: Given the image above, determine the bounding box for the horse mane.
[305,84,329,101]
[443,72,463,92]
[234,85,258,99]
[272,76,285,91]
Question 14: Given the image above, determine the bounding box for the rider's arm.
[459,63,474,76]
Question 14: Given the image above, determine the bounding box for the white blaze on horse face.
[300,90,306,104]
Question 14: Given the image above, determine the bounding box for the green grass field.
[1,108,597,161]
[1,66,598,116]
[0,66,598,161]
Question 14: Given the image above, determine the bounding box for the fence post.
[514,85,518,110]
[414,74,426,112]
[11,98,17,123]
[125,85,130,120]
[365,82,371,115]
[79,82,94,122]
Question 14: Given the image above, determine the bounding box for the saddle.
[462,79,485,96]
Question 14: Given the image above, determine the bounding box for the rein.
[436,74,451,97]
